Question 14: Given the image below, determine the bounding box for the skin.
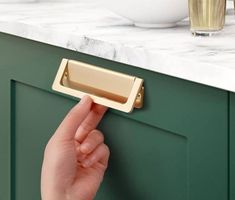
[41,96,110,200]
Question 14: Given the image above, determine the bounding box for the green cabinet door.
[0,32,229,200]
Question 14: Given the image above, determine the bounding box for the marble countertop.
[0,0,235,92]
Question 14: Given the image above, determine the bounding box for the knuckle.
[103,144,110,155]
[96,130,104,141]
[91,129,104,142]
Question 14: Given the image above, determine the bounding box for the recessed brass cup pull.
[52,59,144,113]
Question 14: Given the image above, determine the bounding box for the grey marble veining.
[0,0,235,92]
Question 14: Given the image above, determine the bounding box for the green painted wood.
[230,92,235,200]
[0,32,229,200]
[0,71,11,200]
[13,82,187,200]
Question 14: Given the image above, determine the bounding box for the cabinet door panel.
[98,114,187,200]
[13,81,187,200]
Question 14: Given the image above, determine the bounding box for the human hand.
[41,96,110,200]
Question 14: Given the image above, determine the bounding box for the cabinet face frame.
[230,93,235,200]
[0,72,11,200]
[0,33,229,200]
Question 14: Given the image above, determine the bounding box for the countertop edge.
[0,20,234,93]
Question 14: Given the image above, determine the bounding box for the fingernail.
[80,143,90,154]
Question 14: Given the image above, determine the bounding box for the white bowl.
[102,0,188,28]
[0,0,36,2]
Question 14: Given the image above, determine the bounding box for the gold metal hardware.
[52,59,144,113]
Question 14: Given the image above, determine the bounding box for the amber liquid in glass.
[189,0,226,36]
[234,0,235,12]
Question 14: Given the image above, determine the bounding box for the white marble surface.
[0,0,235,92]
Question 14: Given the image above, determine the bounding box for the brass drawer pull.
[52,59,144,113]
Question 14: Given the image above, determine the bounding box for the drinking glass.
[189,0,226,36]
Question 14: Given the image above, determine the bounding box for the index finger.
[53,95,93,141]
[75,104,108,143]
